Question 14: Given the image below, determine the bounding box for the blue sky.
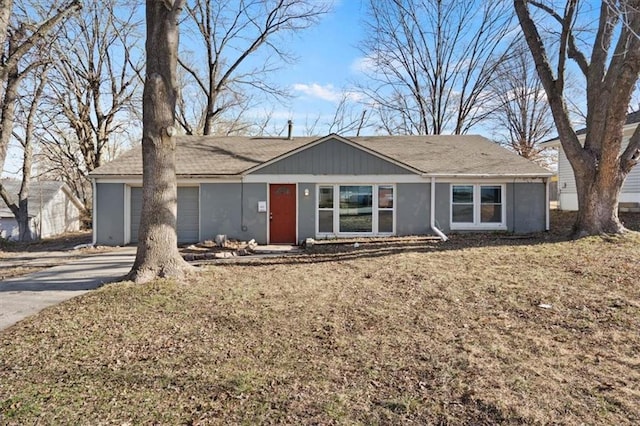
[255,0,369,135]
[4,1,368,178]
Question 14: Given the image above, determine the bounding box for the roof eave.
[423,172,553,178]
[542,121,639,147]
[91,173,242,180]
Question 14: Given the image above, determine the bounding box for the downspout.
[430,177,448,241]
[544,177,550,231]
[91,178,97,246]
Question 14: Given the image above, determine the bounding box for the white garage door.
[130,186,199,243]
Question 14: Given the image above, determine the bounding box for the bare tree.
[178,0,329,135]
[37,0,143,211]
[326,93,370,136]
[37,125,93,219]
[0,65,48,241]
[126,0,193,283]
[358,0,514,135]
[515,0,640,237]
[0,0,81,174]
[489,41,555,165]
[0,1,80,239]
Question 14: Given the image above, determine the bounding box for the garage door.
[130,186,199,244]
[176,187,199,243]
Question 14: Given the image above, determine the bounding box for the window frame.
[317,185,335,234]
[450,183,507,230]
[315,184,396,237]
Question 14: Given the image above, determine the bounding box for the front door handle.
[269,212,273,221]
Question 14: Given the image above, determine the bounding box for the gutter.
[91,178,97,246]
[422,173,553,178]
[545,177,550,231]
[430,177,448,241]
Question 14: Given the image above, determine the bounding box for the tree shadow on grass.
[204,232,573,268]
[212,211,640,268]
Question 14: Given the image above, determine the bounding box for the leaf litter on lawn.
[1,213,640,424]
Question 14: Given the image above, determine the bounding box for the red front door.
[269,184,296,244]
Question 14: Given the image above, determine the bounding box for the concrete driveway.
[0,247,136,331]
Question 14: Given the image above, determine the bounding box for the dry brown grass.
[0,231,92,253]
[1,215,640,424]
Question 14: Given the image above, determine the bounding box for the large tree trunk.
[126,0,192,283]
[514,0,640,238]
[573,165,625,237]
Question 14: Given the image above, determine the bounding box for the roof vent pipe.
[287,120,293,140]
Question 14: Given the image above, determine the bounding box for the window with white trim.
[451,184,506,229]
[378,185,394,233]
[318,186,334,233]
[317,184,395,235]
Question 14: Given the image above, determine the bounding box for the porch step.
[619,202,640,213]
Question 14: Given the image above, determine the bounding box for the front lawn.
[1,220,639,424]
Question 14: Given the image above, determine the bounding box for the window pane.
[340,186,372,208]
[319,210,333,233]
[481,186,501,204]
[340,214,372,232]
[340,186,372,232]
[378,186,394,208]
[378,210,393,233]
[481,205,502,223]
[452,204,474,223]
[453,185,473,203]
[318,186,333,208]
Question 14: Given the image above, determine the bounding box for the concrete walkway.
[0,247,136,331]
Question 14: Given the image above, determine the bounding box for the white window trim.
[450,183,507,230]
[315,184,396,237]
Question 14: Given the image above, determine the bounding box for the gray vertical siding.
[131,186,200,244]
[96,179,547,246]
[507,182,546,233]
[298,183,316,242]
[200,182,268,244]
[96,183,125,245]
[242,183,268,243]
[252,138,414,175]
[435,182,546,234]
[434,183,451,233]
[176,187,200,243]
[130,187,142,243]
[396,183,431,236]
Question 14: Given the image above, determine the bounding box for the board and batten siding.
[396,183,431,236]
[252,138,414,175]
[558,144,640,210]
[95,183,125,245]
[130,186,200,244]
[199,183,268,244]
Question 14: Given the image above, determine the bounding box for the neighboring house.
[542,111,640,211]
[0,180,83,240]
[89,134,553,246]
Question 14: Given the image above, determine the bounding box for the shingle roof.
[90,134,551,178]
[348,135,549,175]
[0,180,67,217]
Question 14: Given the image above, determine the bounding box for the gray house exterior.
[0,180,83,240]
[89,134,552,246]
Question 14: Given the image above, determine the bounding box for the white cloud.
[293,82,363,103]
[350,56,377,74]
[293,83,343,102]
